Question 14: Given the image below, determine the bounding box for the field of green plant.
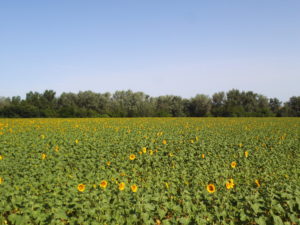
[0,118,299,224]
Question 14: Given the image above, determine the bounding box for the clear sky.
[0,0,299,101]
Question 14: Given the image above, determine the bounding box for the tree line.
[0,89,299,118]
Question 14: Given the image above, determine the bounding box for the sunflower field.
[0,118,299,225]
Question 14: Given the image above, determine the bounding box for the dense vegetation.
[0,118,299,224]
[0,89,299,118]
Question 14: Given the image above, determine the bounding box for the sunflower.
[142,147,147,153]
[255,179,260,187]
[106,161,111,166]
[226,179,235,189]
[244,151,249,158]
[201,154,205,159]
[77,184,85,192]
[119,182,125,191]
[162,140,167,145]
[0,155,3,160]
[41,153,46,160]
[100,180,108,189]
[231,161,237,168]
[131,184,138,192]
[75,139,79,144]
[207,184,216,193]
[129,154,136,160]
[0,177,3,184]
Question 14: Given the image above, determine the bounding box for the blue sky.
[0,0,299,101]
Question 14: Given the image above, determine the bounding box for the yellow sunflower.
[162,140,167,145]
[119,182,125,191]
[131,184,138,192]
[77,184,85,192]
[206,184,216,193]
[226,179,235,189]
[41,153,46,160]
[142,147,147,153]
[255,179,260,187]
[231,161,237,168]
[100,180,108,189]
[129,154,136,160]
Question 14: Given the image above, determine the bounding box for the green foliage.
[0,89,299,118]
[0,118,299,224]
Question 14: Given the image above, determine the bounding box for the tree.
[0,97,11,109]
[256,95,271,116]
[189,94,211,117]
[285,96,300,117]
[269,98,282,116]
[224,89,245,116]
[211,92,226,116]
[0,89,299,118]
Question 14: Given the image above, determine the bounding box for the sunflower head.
[100,180,108,189]
[231,161,237,168]
[206,184,216,193]
[129,154,136,160]
[255,179,260,187]
[162,140,167,145]
[131,184,138,192]
[201,154,205,159]
[77,184,85,192]
[142,147,147,153]
[119,182,125,191]
[244,151,249,158]
[226,179,235,189]
[41,153,46,160]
